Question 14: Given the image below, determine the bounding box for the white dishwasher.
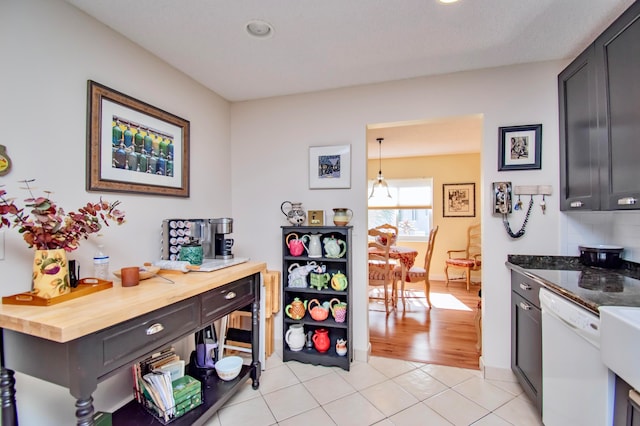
[540,288,615,426]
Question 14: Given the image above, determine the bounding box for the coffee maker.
[212,218,234,259]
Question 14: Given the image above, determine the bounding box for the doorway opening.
[366,114,483,369]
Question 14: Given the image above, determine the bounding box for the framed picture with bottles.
[86,80,190,197]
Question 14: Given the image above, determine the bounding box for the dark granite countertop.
[506,255,640,315]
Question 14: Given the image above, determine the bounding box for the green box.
[93,411,112,426]
[172,375,201,402]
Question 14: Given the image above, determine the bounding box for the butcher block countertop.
[0,261,267,343]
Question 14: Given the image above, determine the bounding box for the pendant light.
[369,138,392,199]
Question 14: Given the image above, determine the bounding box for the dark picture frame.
[498,124,542,171]
[443,183,476,218]
[87,80,190,197]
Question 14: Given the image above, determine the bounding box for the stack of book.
[132,348,202,423]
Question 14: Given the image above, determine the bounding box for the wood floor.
[369,279,481,370]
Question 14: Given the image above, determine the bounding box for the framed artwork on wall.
[498,124,542,171]
[87,80,190,197]
[308,144,351,189]
[443,182,476,217]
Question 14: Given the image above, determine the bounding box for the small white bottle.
[93,245,110,280]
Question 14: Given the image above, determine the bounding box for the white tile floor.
[203,352,543,426]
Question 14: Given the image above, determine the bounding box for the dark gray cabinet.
[559,46,599,211]
[596,2,640,210]
[510,270,542,414]
[559,0,640,211]
[281,226,352,371]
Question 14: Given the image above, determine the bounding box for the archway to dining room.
[365,115,483,370]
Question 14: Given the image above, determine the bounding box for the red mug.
[120,266,140,287]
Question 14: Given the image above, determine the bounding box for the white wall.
[562,211,640,262]
[230,61,564,372]
[1,0,230,424]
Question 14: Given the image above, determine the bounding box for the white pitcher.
[302,233,323,258]
[285,324,305,351]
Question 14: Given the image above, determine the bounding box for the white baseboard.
[480,356,518,382]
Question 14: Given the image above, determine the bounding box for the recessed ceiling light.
[439,0,460,3]
[246,20,274,38]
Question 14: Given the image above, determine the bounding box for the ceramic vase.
[285,324,305,351]
[332,208,353,226]
[32,249,71,299]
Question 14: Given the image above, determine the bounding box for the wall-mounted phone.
[493,182,512,214]
[494,181,540,239]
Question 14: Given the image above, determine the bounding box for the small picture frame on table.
[308,210,324,226]
[498,124,542,171]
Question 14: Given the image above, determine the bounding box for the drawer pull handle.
[570,201,583,208]
[519,302,531,311]
[146,323,165,335]
[224,291,237,300]
[618,197,637,205]
[519,283,531,291]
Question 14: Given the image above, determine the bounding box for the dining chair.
[372,223,398,246]
[444,223,481,291]
[368,228,396,314]
[393,225,438,309]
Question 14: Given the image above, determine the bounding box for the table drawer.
[98,297,199,375]
[201,275,256,323]
[511,270,542,307]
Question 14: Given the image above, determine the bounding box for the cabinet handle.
[617,197,637,205]
[146,323,164,335]
[519,283,532,291]
[570,201,584,208]
[224,291,237,300]
[519,302,532,311]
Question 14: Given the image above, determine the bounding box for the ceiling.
[64,0,634,158]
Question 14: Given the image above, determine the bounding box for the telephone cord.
[502,196,534,239]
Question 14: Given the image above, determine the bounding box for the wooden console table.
[0,261,266,426]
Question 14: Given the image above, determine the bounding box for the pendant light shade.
[369,138,392,199]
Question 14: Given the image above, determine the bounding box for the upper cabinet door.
[559,46,599,211]
[596,1,640,210]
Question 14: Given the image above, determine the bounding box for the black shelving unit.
[281,226,352,371]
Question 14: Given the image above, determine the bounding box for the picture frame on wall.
[498,124,542,171]
[87,80,190,197]
[443,183,476,217]
[309,144,351,189]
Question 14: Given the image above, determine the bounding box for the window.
[367,178,433,241]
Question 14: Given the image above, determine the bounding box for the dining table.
[368,245,419,307]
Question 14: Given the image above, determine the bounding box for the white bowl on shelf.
[215,356,243,381]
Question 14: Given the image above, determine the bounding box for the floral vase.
[32,249,71,299]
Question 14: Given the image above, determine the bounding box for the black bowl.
[579,245,624,269]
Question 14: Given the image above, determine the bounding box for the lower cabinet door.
[511,291,542,413]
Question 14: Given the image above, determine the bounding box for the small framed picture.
[309,144,351,189]
[498,124,542,171]
[443,183,476,218]
[308,210,324,226]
